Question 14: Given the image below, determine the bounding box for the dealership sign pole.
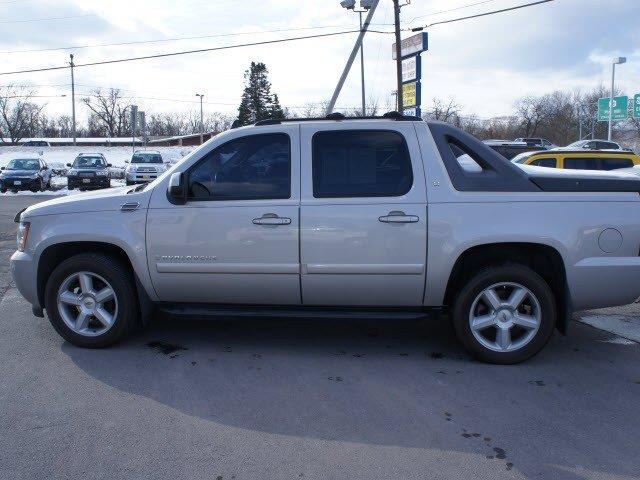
[392,32,428,117]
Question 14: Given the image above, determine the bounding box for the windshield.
[566,141,586,148]
[73,156,106,168]
[131,153,162,164]
[6,159,40,170]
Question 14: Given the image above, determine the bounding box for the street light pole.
[608,57,626,141]
[327,0,378,115]
[69,54,76,146]
[195,93,204,144]
[359,11,366,116]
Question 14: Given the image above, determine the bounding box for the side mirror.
[0,167,4,171]
[167,172,187,205]
[125,160,129,164]
[107,163,112,167]
[66,163,71,167]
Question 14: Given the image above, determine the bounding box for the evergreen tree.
[237,62,284,126]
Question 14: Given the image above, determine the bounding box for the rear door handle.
[252,213,292,225]
[378,211,419,224]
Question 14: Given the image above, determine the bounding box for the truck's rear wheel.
[452,264,556,364]
[44,253,138,348]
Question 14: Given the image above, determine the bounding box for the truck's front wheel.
[452,264,556,364]
[44,253,138,348]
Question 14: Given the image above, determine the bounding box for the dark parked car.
[483,140,546,160]
[66,153,112,190]
[514,137,555,148]
[0,157,52,193]
[21,140,51,147]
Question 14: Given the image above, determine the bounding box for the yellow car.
[511,150,640,171]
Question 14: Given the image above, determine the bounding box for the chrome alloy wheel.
[469,282,541,353]
[57,271,118,337]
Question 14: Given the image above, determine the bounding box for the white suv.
[125,150,168,185]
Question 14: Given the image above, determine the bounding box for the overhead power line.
[408,0,500,23]
[410,0,555,30]
[0,24,365,55]
[0,13,95,24]
[0,29,392,77]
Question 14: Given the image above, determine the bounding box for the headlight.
[17,221,30,252]
[67,169,78,176]
[96,170,109,176]
[30,173,39,179]
[127,165,137,173]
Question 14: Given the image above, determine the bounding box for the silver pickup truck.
[10,114,640,363]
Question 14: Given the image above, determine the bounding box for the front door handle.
[252,213,292,226]
[378,211,419,224]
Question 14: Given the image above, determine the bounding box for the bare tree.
[0,85,45,143]
[425,98,461,124]
[82,88,131,137]
[515,95,548,137]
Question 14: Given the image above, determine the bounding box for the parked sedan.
[0,158,52,193]
[564,139,630,151]
[66,154,112,190]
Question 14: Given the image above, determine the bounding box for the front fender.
[27,209,158,302]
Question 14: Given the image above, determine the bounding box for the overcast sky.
[0,0,638,122]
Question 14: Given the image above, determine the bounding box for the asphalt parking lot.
[1,196,639,480]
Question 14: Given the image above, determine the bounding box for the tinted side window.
[600,157,634,170]
[312,130,412,198]
[188,133,290,200]
[597,141,618,150]
[564,158,600,170]
[530,158,556,168]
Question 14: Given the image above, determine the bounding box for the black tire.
[451,264,556,364]
[44,253,139,348]
[126,180,133,186]
[0,188,6,193]
[68,184,75,190]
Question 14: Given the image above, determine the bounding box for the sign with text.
[401,55,421,83]
[403,107,421,117]
[402,81,420,108]
[597,96,629,121]
[634,94,640,119]
[392,32,428,59]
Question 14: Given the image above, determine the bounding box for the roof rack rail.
[253,111,422,127]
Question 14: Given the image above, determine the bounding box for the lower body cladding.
[0,178,42,192]
[68,176,110,190]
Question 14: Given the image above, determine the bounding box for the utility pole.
[69,54,76,146]
[608,57,626,141]
[359,11,366,115]
[195,93,204,144]
[393,0,403,112]
[326,0,378,115]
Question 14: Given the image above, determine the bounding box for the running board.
[156,303,439,320]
